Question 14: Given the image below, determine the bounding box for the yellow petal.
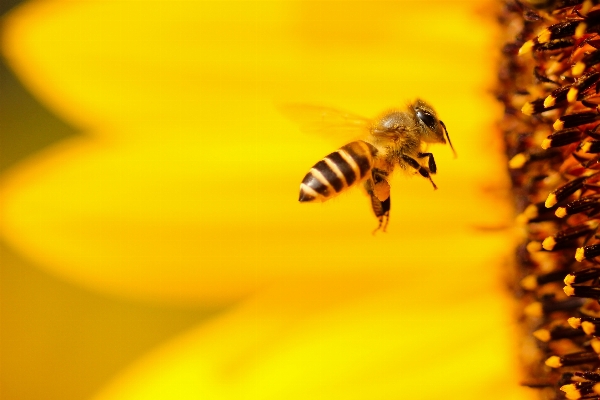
[0,135,510,303]
[1,0,504,304]
[91,283,531,400]
[0,1,520,400]
[2,1,492,140]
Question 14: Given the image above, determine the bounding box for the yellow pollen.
[555,207,567,218]
[581,141,592,153]
[520,275,538,290]
[545,355,562,368]
[545,193,557,208]
[524,204,538,219]
[567,87,579,103]
[509,153,527,169]
[542,236,556,251]
[564,273,575,285]
[544,95,556,107]
[561,384,577,393]
[518,39,535,55]
[564,285,575,296]
[575,22,587,39]
[575,247,585,262]
[526,241,542,253]
[524,302,543,317]
[582,0,593,15]
[533,329,551,342]
[541,138,552,149]
[553,119,565,130]
[538,28,551,43]
[583,321,596,335]
[568,317,581,329]
[521,101,535,115]
[572,61,586,77]
[566,391,582,400]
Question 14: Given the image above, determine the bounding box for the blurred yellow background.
[0,1,533,399]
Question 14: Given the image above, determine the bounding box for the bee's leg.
[364,171,391,233]
[371,168,390,201]
[401,155,437,190]
[370,195,390,233]
[417,152,436,174]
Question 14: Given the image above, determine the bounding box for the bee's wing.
[279,104,372,142]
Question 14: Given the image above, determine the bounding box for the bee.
[295,99,455,232]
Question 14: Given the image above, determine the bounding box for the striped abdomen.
[299,140,377,202]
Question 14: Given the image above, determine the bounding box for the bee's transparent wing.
[279,103,372,142]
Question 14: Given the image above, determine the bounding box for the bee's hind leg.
[365,171,391,233]
[370,195,390,234]
[402,155,437,190]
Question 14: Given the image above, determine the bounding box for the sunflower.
[0,1,532,400]
[500,1,600,399]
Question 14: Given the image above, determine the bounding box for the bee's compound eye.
[416,109,437,130]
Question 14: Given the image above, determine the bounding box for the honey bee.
[294,99,455,232]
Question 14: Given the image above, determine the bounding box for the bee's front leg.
[364,169,391,233]
[401,155,437,190]
[417,152,436,174]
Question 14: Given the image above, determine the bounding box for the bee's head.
[412,99,456,157]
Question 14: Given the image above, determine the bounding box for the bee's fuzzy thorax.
[500,0,600,397]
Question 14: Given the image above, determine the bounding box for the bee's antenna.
[440,120,457,158]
